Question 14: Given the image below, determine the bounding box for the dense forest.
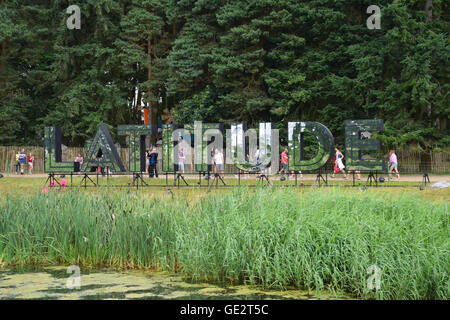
[0,0,448,150]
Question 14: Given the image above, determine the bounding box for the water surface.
[0,266,351,300]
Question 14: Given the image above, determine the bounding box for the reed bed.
[0,188,448,299]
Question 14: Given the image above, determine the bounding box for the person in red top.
[28,153,34,175]
[280,149,289,176]
[280,148,303,179]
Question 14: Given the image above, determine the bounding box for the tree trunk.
[0,0,5,85]
[0,40,5,77]
[440,117,447,131]
[148,35,158,145]
[137,89,143,123]
[425,0,433,23]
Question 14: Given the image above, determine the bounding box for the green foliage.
[172,85,224,124]
[0,1,448,150]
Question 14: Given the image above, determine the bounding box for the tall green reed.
[0,187,448,299]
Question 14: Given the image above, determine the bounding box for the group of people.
[144,147,225,179]
[176,147,225,178]
[331,147,401,180]
[14,149,34,175]
[146,145,400,181]
[330,147,401,180]
[13,146,400,180]
[278,147,349,179]
[278,146,400,181]
[15,150,82,176]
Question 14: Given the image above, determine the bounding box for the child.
[28,153,34,175]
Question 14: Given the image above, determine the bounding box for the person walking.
[279,149,301,179]
[389,148,400,180]
[148,148,158,178]
[280,149,288,176]
[178,148,185,174]
[19,148,26,175]
[213,148,224,179]
[27,153,34,175]
[332,147,347,179]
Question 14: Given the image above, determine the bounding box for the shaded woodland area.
[0,0,448,151]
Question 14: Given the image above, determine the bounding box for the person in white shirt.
[253,147,261,178]
[254,147,260,162]
[213,148,224,179]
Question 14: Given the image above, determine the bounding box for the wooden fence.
[1,146,130,174]
[395,151,450,174]
[1,146,449,175]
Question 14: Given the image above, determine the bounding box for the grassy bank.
[1,175,449,203]
[0,188,448,299]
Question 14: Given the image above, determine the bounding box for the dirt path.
[2,173,449,183]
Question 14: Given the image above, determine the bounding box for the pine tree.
[0,0,448,150]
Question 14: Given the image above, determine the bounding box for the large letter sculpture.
[186,122,224,173]
[117,125,153,172]
[162,124,175,172]
[288,122,334,172]
[81,124,125,172]
[229,123,274,172]
[344,119,384,171]
[173,126,193,172]
[44,127,75,173]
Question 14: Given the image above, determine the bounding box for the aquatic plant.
[0,188,448,299]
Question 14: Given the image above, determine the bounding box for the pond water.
[0,266,351,300]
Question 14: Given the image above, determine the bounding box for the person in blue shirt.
[19,148,26,175]
[148,148,159,178]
